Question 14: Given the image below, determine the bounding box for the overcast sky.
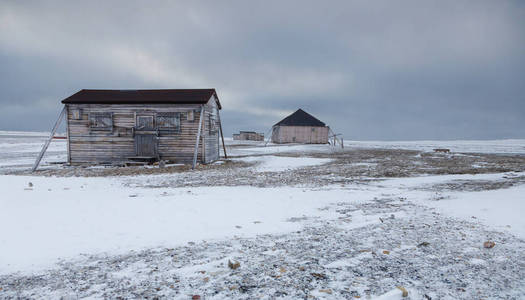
[0,1,523,140]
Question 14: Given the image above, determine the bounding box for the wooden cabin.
[60,89,224,165]
[232,131,264,141]
[271,109,329,144]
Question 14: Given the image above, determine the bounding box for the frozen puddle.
[237,155,332,172]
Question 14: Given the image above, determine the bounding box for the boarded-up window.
[157,113,180,131]
[136,115,155,130]
[89,112,113,131]
[71,108,82,120]
[208,114,218,134]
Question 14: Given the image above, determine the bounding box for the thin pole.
[217,109,228,159]
[65,105,71,164]
[32,106,66,172]
[192,106,205,170]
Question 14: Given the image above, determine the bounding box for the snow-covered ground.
[235,155,333,172]
[1,131,525,299]
[347,139,525,155]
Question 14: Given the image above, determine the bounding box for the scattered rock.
[418,242,430,247]
[483,241,496,248]
[319,289,332,294]
[192,295,201,300]
[203,277,209,282]
[382,250,390,255]
[235,225,242,229]
[396,286,408,297]
[228,260,240,270]
[311,273,327,279]
[128,194,138,197]
[279,267,286,273]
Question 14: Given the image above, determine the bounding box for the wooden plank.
[65,105,71,164]
[217,109,227,159]
[192,106,204,169]
[32,106,66,172]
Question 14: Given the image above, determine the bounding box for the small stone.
[279,267,286,273]
[192,295,201,300]
[396,286,408,297]
[228,260,240,270]
[299,266,305,271]
[319,289,332,294]
[483,241,496,248]
[311,272,327,279]
[383,250,390,255]
[203,277,209,282]
[418,242,430,247]
[235,225,242,229]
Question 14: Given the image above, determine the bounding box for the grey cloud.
[0,0,523,139]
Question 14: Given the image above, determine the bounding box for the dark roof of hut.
[61,89,221,109]
[274,109,326,127]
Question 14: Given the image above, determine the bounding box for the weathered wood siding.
[202,98,220,163]
[233,132,264,141]
[66,99,221,164]
[271,125,329,144]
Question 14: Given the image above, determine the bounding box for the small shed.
[233,131,264,141]
[271,109,329,144]
[34,89,226,170]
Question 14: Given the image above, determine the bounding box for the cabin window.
[89,112,113,131]
[187,110,194,121]
[208,114,218,134]
[71,108,82,120]
[156,113,180,131]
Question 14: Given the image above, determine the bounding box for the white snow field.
[1,132,525,299]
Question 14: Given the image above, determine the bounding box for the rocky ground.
[1,193,524,299]
[2,146,525,299]
[13,148,525,188]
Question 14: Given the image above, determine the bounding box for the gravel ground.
[1,194,523,299]
[2,147,525,299]
[8,148,525,182]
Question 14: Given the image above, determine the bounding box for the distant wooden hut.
[233,131,264,141]
[33,89,226,170]
[271,109,329,144]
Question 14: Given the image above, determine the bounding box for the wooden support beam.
[217,109,228,159]
[65,105,71,164]
[192,105,205,170]
[32,106,66,172]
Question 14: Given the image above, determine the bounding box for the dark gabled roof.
[61,89,221,109]
[274,109,326,127]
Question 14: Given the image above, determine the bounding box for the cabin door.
[134,115,157,157]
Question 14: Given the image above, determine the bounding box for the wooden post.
[32,106,66,172]
[65,105,71,164]
[217,109,228,159]
[192,106,205,170]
